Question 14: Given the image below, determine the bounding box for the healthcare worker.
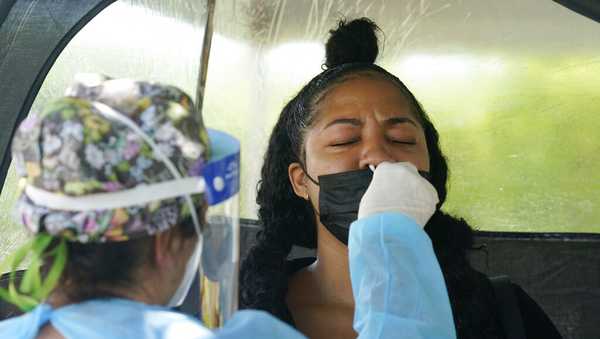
[0,75,454,338]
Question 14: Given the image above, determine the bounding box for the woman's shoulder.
[239,254,315,328]
[251,257,316,327]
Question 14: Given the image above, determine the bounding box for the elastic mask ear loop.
[299,161,319,186]
[308,195,320,217]
[297,161,321,217]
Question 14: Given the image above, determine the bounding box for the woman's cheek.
[305,151,345,174]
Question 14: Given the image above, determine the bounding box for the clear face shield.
[194,129,240,328]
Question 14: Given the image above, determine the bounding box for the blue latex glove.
[349,212,456,339]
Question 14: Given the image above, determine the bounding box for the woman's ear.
[288,162,309,200]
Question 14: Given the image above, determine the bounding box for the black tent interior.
[554,0,600,22]
[0,1,598,339]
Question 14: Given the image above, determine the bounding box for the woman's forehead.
[313,76,414,123]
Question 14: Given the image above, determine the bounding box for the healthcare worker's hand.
[358,162,439,227]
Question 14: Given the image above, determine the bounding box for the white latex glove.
[357,162,439,227]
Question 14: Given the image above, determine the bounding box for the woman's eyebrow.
[323,118,362,130]
[385,116,418,128]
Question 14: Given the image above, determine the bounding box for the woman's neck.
[307,223,355,307]
[286,222,357,339]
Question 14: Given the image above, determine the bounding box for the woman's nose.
[358,133,396,169]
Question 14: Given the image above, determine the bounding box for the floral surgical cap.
[11,74,210,243]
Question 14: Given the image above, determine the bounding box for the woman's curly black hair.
[240,18,503,339]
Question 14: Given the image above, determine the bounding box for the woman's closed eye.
[386,130,417,145]
[328,136,416,147]
[330,138,359,147]
[389,137,416,145]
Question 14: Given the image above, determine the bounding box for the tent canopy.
[0,1,598,338]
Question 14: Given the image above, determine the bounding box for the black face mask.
[306,168,432,245]
[316,169,373,245]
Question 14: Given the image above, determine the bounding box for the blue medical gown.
[350,212,456,339]
[0,299,304,339]
[0,212,455,338]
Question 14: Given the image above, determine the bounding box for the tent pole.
[194,0,216,125]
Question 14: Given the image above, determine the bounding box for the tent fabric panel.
[554,0,600,23]
[0,0,17,28]
[470,235,600,339]
[0,0,114,191]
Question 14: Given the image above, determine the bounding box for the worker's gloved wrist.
[357,162,439,227]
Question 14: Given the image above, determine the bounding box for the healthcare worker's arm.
[349,213,455,339]
[349,162,456,339]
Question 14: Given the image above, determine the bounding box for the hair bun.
[325,17,380,69]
